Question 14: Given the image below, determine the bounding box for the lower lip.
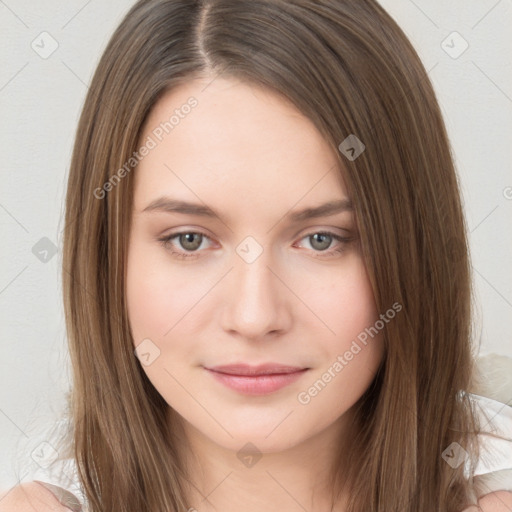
[205,368,308,395]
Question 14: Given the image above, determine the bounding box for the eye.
[157,231,212,260]
[295,231,352,258]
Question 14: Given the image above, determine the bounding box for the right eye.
[157,231,213,260]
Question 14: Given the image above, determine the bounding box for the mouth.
[203,363,309,395]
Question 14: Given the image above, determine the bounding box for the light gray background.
[1,0,511,492]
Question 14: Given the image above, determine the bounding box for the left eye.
[296,231,351,257]
[157,230,351,260]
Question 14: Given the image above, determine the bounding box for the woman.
[2,0,511,510]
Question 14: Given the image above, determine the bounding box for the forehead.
[133,77,348,219]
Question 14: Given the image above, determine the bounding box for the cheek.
[126,241,202,397]
[306,254,378,349]
[126,239,194,343]
[295,319,384,433]
[299,255,383,396]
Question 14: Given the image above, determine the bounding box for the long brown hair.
[61,0,482,510]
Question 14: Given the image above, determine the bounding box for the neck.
[168,407,355,512]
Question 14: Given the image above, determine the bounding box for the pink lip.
[204,364,309,395]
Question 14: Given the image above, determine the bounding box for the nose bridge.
[221,237,287,337]
[236,246,273,297]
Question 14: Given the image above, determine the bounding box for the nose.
[220,245,291,341]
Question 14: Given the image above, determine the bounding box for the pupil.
[182,233,201,250]
[312,233,331,251]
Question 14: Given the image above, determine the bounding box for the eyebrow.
[141,196,353,222]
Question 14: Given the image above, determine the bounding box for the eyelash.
[157,230,352,260]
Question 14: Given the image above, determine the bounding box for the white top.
[21,392,512,510]
[470,393,512,477]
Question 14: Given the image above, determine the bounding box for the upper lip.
[205,363,307,376]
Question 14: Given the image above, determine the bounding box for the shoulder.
[478,491,512,511]
[461,491,512,511]
[0,481,70,511]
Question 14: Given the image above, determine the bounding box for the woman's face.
[126,76,385,454]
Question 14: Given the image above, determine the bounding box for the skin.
[1,484,510,512]
[126,75,386,512]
